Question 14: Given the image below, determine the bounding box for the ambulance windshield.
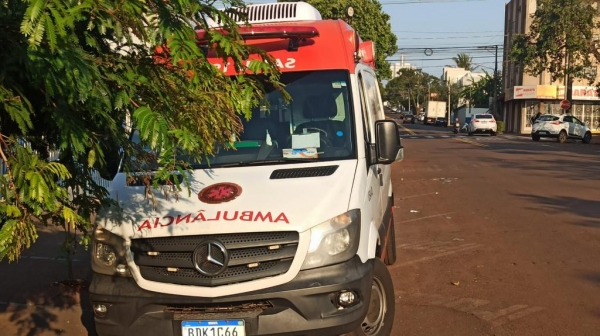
[130,70,356,170]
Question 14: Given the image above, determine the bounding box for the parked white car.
[532,114,592,143]
[467,114,497,136]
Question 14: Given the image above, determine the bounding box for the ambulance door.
[357,71,383,230]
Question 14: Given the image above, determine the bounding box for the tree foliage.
[459,71,503,109]
[384,68,461,113]
[0,0,282,262]
[451,53,477,71]
[510,0,597,83]
[294,0,398,79]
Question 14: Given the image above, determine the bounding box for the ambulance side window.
[362,72,384,123]
[358,73,372,161]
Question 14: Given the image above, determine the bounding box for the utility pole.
[447,80,451,126]
[564,48,572,114]
[493,44,498,118]
[408,87,411,113]
[477,45,501,117]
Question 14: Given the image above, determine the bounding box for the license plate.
[182,320,245,336]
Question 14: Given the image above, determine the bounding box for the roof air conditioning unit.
[206,1,322,28]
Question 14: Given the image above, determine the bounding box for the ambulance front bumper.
[90,256,374,336]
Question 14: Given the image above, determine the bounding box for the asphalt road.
[389,121,600,336]
[1,121,599,336]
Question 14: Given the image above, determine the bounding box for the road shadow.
[512,193,600,228]
[0,225,96,336]
[473,144,600,181]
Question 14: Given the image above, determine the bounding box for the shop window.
[573,104,584,122]
[525,101,538,128]
[591,105,600,131]
[545,102,561,115]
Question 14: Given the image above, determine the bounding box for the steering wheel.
[299,127,334,148]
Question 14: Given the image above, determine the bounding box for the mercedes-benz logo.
[192,240,229,277]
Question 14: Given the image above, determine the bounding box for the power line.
[397,35,504,40]
[380,0,490,4]
[247,0,495,4]
[386,55,499,61]
[397,44,503,50]
[393,30,503,34]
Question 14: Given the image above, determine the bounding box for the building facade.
[503,0,600,134]
[389,55,416,79]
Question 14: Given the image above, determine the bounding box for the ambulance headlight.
[301,209,361,270]
[92,226,131,277]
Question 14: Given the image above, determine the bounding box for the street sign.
[560,99,571,110]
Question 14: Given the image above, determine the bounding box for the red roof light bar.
[196,26,320,44]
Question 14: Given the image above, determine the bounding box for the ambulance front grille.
[130,232,299,287]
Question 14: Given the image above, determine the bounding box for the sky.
[383,0,507,77]
[216,0,509,78]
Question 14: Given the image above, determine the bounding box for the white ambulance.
[90,2,404,336]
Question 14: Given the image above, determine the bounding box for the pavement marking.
[441,135,450,138]
[395,291,545,329]
[398,123,416,135]
[398,212,455,224]
[397,192,438,200]
[410,136,419,139]
[390,243,481,268]
[398,241,453,250]
[455,138,489,148]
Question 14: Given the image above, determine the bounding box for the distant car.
[468,114,497,136]
[531,114,592,143]
[403,113,415,123]
[434,117,447,127]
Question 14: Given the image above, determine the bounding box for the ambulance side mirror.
[374,120,404,165]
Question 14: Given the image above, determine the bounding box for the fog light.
[93,304,108,318]
[116,264,128,275]
[337,291,357,307]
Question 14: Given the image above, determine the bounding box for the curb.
[0,301,84,310]
[504,133,600,144]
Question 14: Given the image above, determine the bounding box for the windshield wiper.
[206,158,320,168]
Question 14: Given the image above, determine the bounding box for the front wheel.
[348,259,395,336]
[557,130,567,143]
[583,132,592,144]
[532,134,540,141]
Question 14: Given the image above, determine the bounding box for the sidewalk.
[504,132,600,144]
[0,225,95,336]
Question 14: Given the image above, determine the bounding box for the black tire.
[348,259,395,336]
[583,132,592,144]
[491,131,497,136]
[532,134,540,141]
[557,130,567,143]
[384,216,397,266]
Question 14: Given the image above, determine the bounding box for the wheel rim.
[361,277,387,335]
[585,133,591,142]
[560,132,566,141]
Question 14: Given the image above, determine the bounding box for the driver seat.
[296,93,346,147]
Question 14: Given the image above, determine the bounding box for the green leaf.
[87,149,96,168]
